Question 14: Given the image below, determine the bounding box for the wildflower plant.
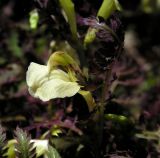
[0,0,126,157]
[1,0,160,157]
[25,0,124,157]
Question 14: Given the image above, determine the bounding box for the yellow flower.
[26,52,80,101]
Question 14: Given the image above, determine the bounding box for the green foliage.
[136,128,160,153]
[136,129,160,140]
[3,139,16,158]
[139,72,160,92]
[141,0,160,13]
[105,114,130,124]
[0,124,62,158]
[78,90,96,112]
[58,0,78,39]
[97,0,122,20]
[8,32,22,58]
[46,145,61,158]
[51,125,62,137]
[14,128,35,158]
[29,9,39,30]
[84,28,97,48]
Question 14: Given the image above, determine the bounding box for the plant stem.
[77,41,88,69]
[97,67,112,151]
[101,67,112,103]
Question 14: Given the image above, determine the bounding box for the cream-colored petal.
[49,69,70,82]
[26,63,80,101]
[35,79,80,101]
[31,140,48,157]
[26,62,48,87]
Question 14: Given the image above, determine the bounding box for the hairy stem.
[97,67,112,151]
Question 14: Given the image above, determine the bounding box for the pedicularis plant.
[1,0,125,157]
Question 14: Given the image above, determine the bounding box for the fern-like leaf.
[14,127,35,158]
[0,124,6,155]
[46,145,61,158]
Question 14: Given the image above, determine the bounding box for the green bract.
[97,0,122,20]
[78,90,96,112]
[84,28,97,48]
[26,52,80,101]
[59,0,78,39]
[29,9,39,30]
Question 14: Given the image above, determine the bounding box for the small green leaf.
[59,0,78,39]
[51,125,62,137]
[3,139,16,158]
[46,145,61,158]
[8,32,22,57]
[29,9,39,30]
[84,28,97,47]
[105,114,129,124]
[139,72,160,92]
[136,129,160,140]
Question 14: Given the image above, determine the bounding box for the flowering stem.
[97,67,112,149]
[78,42,88,68]
[101,67,112,103]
